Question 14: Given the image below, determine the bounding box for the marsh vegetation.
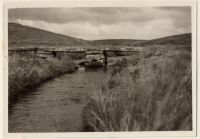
[83,45,192,131]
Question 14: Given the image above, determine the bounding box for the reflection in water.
[9,69,109,132]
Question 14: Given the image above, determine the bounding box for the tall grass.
[83,47,192,131]
[9,52,77,104]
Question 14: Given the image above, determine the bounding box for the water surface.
[9,68,109,132]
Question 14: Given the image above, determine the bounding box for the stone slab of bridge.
[9,47,144,52]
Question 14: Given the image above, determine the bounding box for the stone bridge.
[8,47,144,59]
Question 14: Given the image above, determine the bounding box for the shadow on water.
[84,66,108,72]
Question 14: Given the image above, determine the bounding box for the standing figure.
[103,50,108,66]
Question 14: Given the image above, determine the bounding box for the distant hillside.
[8,23,91,47]
[135,33,191,46]
[91,39,145,47]
[9,23,191,48]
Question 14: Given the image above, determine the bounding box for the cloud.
[9,8,145,25]
[8,7,191,40]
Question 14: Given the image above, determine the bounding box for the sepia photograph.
[5,3,195,135]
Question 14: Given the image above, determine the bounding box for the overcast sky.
[8,7,191,40]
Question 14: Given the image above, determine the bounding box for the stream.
[9,68,109,132]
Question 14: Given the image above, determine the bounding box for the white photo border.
[1,0,198,138]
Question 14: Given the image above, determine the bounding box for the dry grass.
[83,46,192,131]
[9,52,77,104]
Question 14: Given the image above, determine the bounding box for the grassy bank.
[9,52,78,104]
[83,45,192,131]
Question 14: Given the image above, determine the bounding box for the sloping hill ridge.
[135,33,191,46]
[8,23,91,47]
[9,23,191,48]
